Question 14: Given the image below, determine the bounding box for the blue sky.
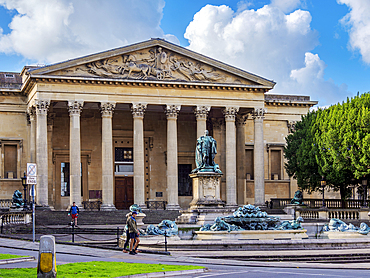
[0,0,369,107]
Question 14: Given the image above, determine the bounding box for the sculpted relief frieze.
[59,47,249,84]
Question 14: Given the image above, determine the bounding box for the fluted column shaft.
[253,108,266,206]
[165,104,181,210]
[194,105,210,138]
[68,101,83,208]
[223,107,239,207]
[35,100,50,206]
[131,103,147,208]
[101,102,116,210]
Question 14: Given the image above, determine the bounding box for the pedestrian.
[123,212,134,253]
[68,202,79,227]
[127,211,140,255]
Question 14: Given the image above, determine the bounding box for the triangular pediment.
[29,39,275,88]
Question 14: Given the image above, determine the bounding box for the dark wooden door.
[115,177,134,209]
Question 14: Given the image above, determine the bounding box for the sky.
[0,0,369,107]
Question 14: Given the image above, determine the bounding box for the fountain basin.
[195,229,308,240]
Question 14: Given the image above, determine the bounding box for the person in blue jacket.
[68,202,80,227]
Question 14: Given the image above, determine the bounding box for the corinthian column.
[100,102,116,210]
[68,101,84,208]
[223,106,239,207]
[165,104,181,210]
[131,103,147,208]
[35,100,50,207]
[253,108,266,206]
[236,114,247,205]
[194,105,211,138]
[27,106,36,163]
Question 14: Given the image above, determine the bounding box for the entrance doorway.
[115,177,134,209]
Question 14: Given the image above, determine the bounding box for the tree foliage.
[284,92,370,200]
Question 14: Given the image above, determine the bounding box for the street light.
[321,176,326,207]
[362,177,368,207]
[21,171,28,210]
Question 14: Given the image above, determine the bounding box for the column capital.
[194,105,211,120]
[35,100,50,115]
[27,106,36,121]
[236,114,248,126]
[223,106,239,121]
[100,102,116,117]
[68,100,84,115]
[131,103,147,118]
[287,120,296,133]
[252,108,266,120]
[165,104,181,119]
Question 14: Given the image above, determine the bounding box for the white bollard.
[37,235,57,278]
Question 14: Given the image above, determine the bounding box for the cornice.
[22,74,270,95]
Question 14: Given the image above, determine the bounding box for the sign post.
[27,163,37,243]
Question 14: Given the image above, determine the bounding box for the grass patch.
[0,261,203,277]
[0,254,27,260]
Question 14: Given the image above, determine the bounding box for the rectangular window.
[61,162,82,196]
[4,145,17,179]
[61,162,70,196]
[271,150,281,180]
[115,148,133,162]
[245,149,254,180]
[178,164,192,196]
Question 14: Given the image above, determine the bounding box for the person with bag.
[127,211,140,255]
[123,212,134,253]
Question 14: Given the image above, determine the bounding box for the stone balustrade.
[296,208,369,221]
[0,199,12,210]
[0,212,32,227]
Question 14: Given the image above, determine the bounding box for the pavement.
[1,236,370,273]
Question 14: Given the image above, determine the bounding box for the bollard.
[164,230,168,252]
[37,235,57,278]
[117,227,120,247]
[71,223,75,243]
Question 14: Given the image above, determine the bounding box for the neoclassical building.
[0,39,317,210]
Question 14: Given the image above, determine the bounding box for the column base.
[166,204,181,210]
[100,204,117,211]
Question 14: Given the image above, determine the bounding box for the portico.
[0,39,317,210]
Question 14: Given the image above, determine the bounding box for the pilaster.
[253,108,266,207]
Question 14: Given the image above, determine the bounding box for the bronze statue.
[192,130,222,173]
[290,190,304,205]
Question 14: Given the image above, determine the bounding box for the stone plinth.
[177,172,231,225]
[284,204,305,217]
[136,213,146,229]
[195,229,308,240]
[189,172,224,208]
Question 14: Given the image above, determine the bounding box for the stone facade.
[0,39,317,210]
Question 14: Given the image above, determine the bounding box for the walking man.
[127,211,140,255]
[68,202,79,227]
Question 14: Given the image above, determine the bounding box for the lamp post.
[321,176,326,208]
[21,172,28,210]
[362,177,368,207]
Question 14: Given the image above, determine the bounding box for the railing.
[271,198,364,209]
[328,209,359,220]
[82,201,102,211]
[0,199,12,210]
[299,210,319,219]
[0,212,32,233]
[296,208,364,220]
[145,201,167,210]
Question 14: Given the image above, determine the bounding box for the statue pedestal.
[177,172,234,225]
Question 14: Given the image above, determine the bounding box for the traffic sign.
[27,163,37,177]
[27,176,37,185]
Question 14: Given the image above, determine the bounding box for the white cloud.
[184,3,349,106]
[0,0,179,64]
[270,0,301,13]
[337,0,370,64]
